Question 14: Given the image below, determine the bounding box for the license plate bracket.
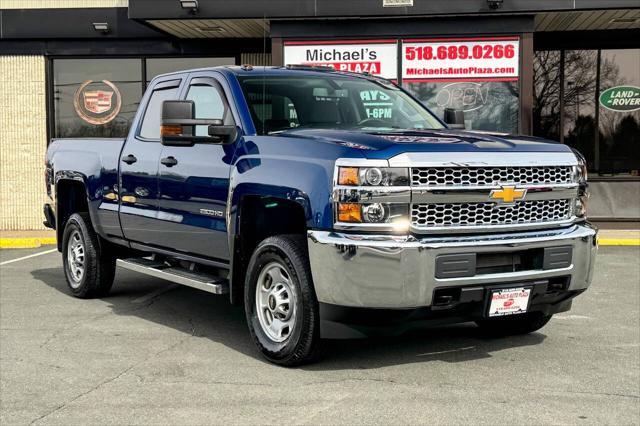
[486,286,532,318]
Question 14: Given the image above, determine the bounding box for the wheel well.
[231,196,307,305]
[56,180,89,250]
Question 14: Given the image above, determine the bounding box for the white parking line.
[0,249,58,266]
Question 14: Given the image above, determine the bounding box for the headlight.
[573,163,588,183]
[362,203,387,222]
[571,152,589,218]
[337,202,409,229]
[572,149,588,183]
[338,167,409,186]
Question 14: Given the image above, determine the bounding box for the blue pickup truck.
[45,66,596,365]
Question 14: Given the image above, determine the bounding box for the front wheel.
[244,235,321,366]
[475,312,553,336]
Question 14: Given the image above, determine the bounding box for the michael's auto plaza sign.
[283,37,520,82]
[283,40,398,79]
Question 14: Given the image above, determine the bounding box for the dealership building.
[0,0,638,231]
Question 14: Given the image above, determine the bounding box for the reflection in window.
[53,59,142,138]
[186,85,227,136]
[598,49,640,176]
[563,50,598,169]
[533,51,561,141]
[139,86,179,139]
[405,81,519,134]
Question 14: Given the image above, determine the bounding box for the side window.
[139,86,179,139]
[186,84,230,136]
[246,92,299,134]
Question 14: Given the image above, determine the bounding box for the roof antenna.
[261,13,267,136]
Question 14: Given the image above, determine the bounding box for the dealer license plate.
[487,287,531,317]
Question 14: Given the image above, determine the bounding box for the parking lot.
[1,246,638,425]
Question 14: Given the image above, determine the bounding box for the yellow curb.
[597,238,640,246]
[0,238,57,249]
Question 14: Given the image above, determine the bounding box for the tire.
[244,234,322,366]
[61,212,116,299]
[475,312,553,337]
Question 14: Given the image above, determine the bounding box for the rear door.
[156,73,238,261]
[119,78,182,245]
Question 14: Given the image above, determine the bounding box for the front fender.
[228,154,335,244]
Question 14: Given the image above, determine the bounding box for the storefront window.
[533,50,561,141]
[405,81,519,134]
[53,59,142,138]
[533,48,639,177]
[597,49,640,177]
[563,50,598,170]
[146,57,235,82]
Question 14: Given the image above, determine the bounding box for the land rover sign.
[599,85,640,112]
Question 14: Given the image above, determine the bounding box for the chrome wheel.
[66,230,85,287]
[255,262,297,343]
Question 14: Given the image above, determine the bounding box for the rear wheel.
[244,235,321,366]
[476,312,553,336]
[62,213,115,298]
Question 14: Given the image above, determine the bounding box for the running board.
[117,258,229,295]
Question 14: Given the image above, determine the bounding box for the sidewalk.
[1,227,639,249]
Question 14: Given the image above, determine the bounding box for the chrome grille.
[411,166,573,186]
[411,199,572,229]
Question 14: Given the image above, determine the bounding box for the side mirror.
[444,108,465,130]
[161,100,237,145]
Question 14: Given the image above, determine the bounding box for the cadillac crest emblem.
[73,80,122,125]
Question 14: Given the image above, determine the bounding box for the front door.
[119,79,182,246]
[156,75,237,261]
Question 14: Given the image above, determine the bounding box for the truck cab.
[45,66,597,366]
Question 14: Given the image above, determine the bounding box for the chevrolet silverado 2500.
[44,66,597,365]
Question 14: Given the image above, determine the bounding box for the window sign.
[73,80,122,125]
[402,37,519,82]
[599,86,640,112]
[283,40,398,79]
[359,89,394,119]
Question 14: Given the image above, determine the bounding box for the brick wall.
[0,56,48,230]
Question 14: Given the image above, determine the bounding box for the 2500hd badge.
[44,65,596,366]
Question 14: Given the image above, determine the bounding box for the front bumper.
[307,224,597,310]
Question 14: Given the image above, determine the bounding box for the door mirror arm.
[208,124,238,144]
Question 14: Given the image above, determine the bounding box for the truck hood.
[276,128,574,160]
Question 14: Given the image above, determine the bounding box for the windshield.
[237,75,445,135]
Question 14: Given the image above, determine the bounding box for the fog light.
[362,203,387,223]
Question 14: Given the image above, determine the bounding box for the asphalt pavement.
[1,246,639,425]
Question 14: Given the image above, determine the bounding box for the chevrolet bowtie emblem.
[489,185,527,204]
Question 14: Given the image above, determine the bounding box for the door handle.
[160,156,178,167]
[122,154,137,165]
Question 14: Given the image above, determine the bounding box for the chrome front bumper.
[307,224,597,309]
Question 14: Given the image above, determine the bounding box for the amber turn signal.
[160,124,183,136]
[338,203,362,223]
[338,167,359,185]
